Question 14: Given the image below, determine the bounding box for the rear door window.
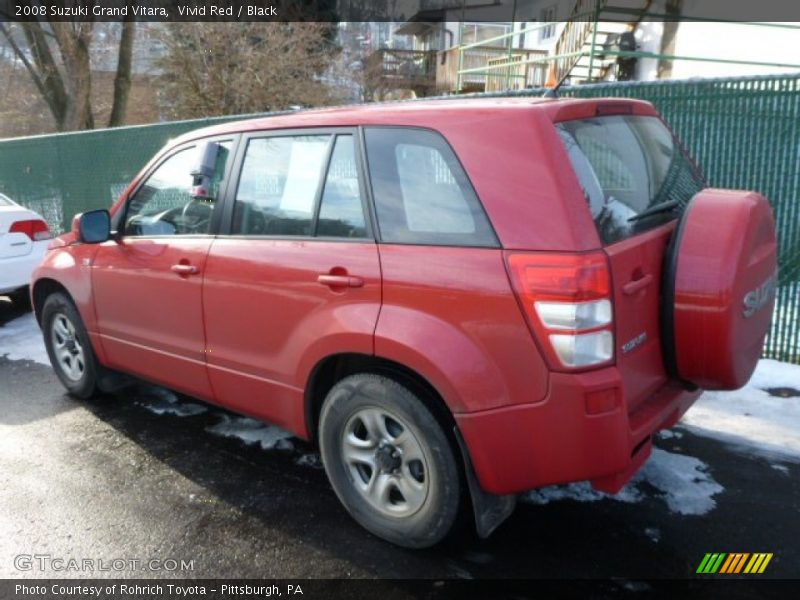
[557,115,704,245]
[233,135,330,236]
[364,128,497,247]
[316,136,368,238]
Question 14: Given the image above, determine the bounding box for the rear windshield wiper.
[627,199,681,223]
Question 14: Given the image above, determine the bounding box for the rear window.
[557,115,704,245]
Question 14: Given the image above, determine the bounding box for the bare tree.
[155,23,342,119]
[109,18,136,127]
[0,16,136,131]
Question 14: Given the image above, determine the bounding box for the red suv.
[32,98,777,547]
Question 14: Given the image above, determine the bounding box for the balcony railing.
[454,14,800,91]
[436,46,548,93]
[365,49,436,87]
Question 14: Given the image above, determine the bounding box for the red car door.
[92,139,235,400]
[202,132,381,432]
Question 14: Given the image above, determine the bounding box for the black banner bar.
[2,579,799,600]
[3,0,800,23]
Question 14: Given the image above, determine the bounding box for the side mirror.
[76,209,111,244]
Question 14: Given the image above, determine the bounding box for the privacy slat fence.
[0,74,798,362]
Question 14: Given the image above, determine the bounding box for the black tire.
[41,292,100,399]
[319,373,461,548]
[8,286,31,310]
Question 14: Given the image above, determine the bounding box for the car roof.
[171,96,648,145]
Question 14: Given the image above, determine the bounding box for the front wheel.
[319,374,461,548]
[42,292,100,399]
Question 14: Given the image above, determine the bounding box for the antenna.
[542,63,570,98]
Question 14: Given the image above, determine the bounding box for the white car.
[0,193,51,306]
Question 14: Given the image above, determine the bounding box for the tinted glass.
[80,210,110,243]
[557,115,704,245]
[316,136,367,238]
[364,128,497,247]
[124,142,231,236]
[233,135,330,236]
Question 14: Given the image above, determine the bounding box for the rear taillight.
[9,219,51,241]
[506,252,614,370]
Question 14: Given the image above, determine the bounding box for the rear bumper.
[0,243,47,294]
[455,368,700,496]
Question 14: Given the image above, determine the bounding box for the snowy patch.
[637,448,724,515]
[657,429,683,440]
[135,385,208,417]
[748,358,800,391]
[206,415,293,450]
[526,481,643,505]
[0,313,49,365]
[683,359,800,460]
[644,527,661,543]
[295,453,324,469]
[771,464,789,475]
[524,448,723,516]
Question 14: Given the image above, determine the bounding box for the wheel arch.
[305,352,516,539]
[32,278,71,325]
[305,353,459,450]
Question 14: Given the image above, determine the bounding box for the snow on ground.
[206,415,294,451]
[0,313,49,365]
[135,385,208,417]
[295,453,324,469]
[644,527,661,543]
[524,448,724,516]
[681,359,800,461]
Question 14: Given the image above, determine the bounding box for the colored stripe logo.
[697,553,773,574]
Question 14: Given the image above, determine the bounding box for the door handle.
[171,264,200,276]
[623,273,653,295]
[317,274,364,288]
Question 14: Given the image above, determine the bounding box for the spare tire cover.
[663,189,778,390]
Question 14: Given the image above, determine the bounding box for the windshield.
[557,115,705,245]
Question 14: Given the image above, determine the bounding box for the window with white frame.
[460,23,511,46]
[539,5,558,41]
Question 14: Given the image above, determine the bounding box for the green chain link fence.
[0,74,797,362]
[555,75,800,364]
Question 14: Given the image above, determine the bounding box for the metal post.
[457,22,464,92]
[587,0,601,82]
[506,24,514,90]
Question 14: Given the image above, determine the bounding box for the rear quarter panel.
[374,245,549,413]
[434,108,600,252]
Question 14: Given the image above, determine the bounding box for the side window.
[364,128,497,247]
[124,142,231,236]
[233,135,330,236]
[316,136,367,238]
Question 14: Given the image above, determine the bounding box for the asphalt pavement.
[0,298,798,593]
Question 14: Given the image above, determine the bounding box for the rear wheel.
[42,292,99,399]
[319,374,461,548]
